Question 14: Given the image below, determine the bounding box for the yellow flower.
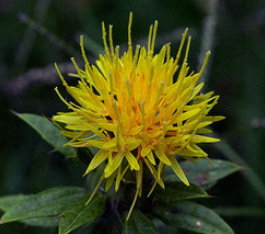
[53,13,224,219]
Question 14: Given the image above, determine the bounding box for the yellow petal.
[53,114,82,124]
[192,135,220,143]
[141,145,151,157]
[146,151,156,165]
[99,122,116,132]
[127,138,141,151]
[196,128,213,134]
[104,152,124,178]
[154,148,171,166]
[177,109,201,122]
[129,125,143,135]
[125,152,140,170]
[178,144,208,157]
[103,138,117,149]
[83,150,108,175]
[169,156,189,186]
[203,116,225,122]
[197,121,212,129]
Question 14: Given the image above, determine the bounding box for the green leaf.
[0,194,27,212]
[22,216,60,227]
[1,187,85,224]
[154,201,234,234]
[15,112,77,157]
[59,193,106,234]
[124,210,158,234]
[0,194,59,227]
[153,218,182,233]
[164,159,240,188]
[155,183,209,203]
[158,225,180,234]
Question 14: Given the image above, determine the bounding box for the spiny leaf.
[0,194,59,227]
[59,193,106,234]
[154,201,234,234]
[164,159,240,188]
[22,216,60,227]
[15,112,77,158]
[155,183,209,203]
[1,187,85,223]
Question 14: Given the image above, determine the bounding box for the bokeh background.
[0,0,265,233]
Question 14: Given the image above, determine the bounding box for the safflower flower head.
[53,13,224,219]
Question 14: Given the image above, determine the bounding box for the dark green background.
[0,0,265,233]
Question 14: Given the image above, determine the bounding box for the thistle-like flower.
[53,13,224,218]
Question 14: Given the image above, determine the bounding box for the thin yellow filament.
[128,12,133,49]
[199,51,211,76]
[102,22,110,57]
[150,20,158,54]
[108,25,115,56]
[147,24,153,54]
[80,35,89,66]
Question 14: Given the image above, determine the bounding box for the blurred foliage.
[0,0,265,233]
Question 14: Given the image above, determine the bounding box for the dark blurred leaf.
[154,201,234,234]
[155,183,208,204]
[1,187,85,224]
[214,206,265,218]
[164,159,240,188]
[59,193,105,234]
[15,112,77,158]
[157,225,181,234]
[124,210,158,234]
